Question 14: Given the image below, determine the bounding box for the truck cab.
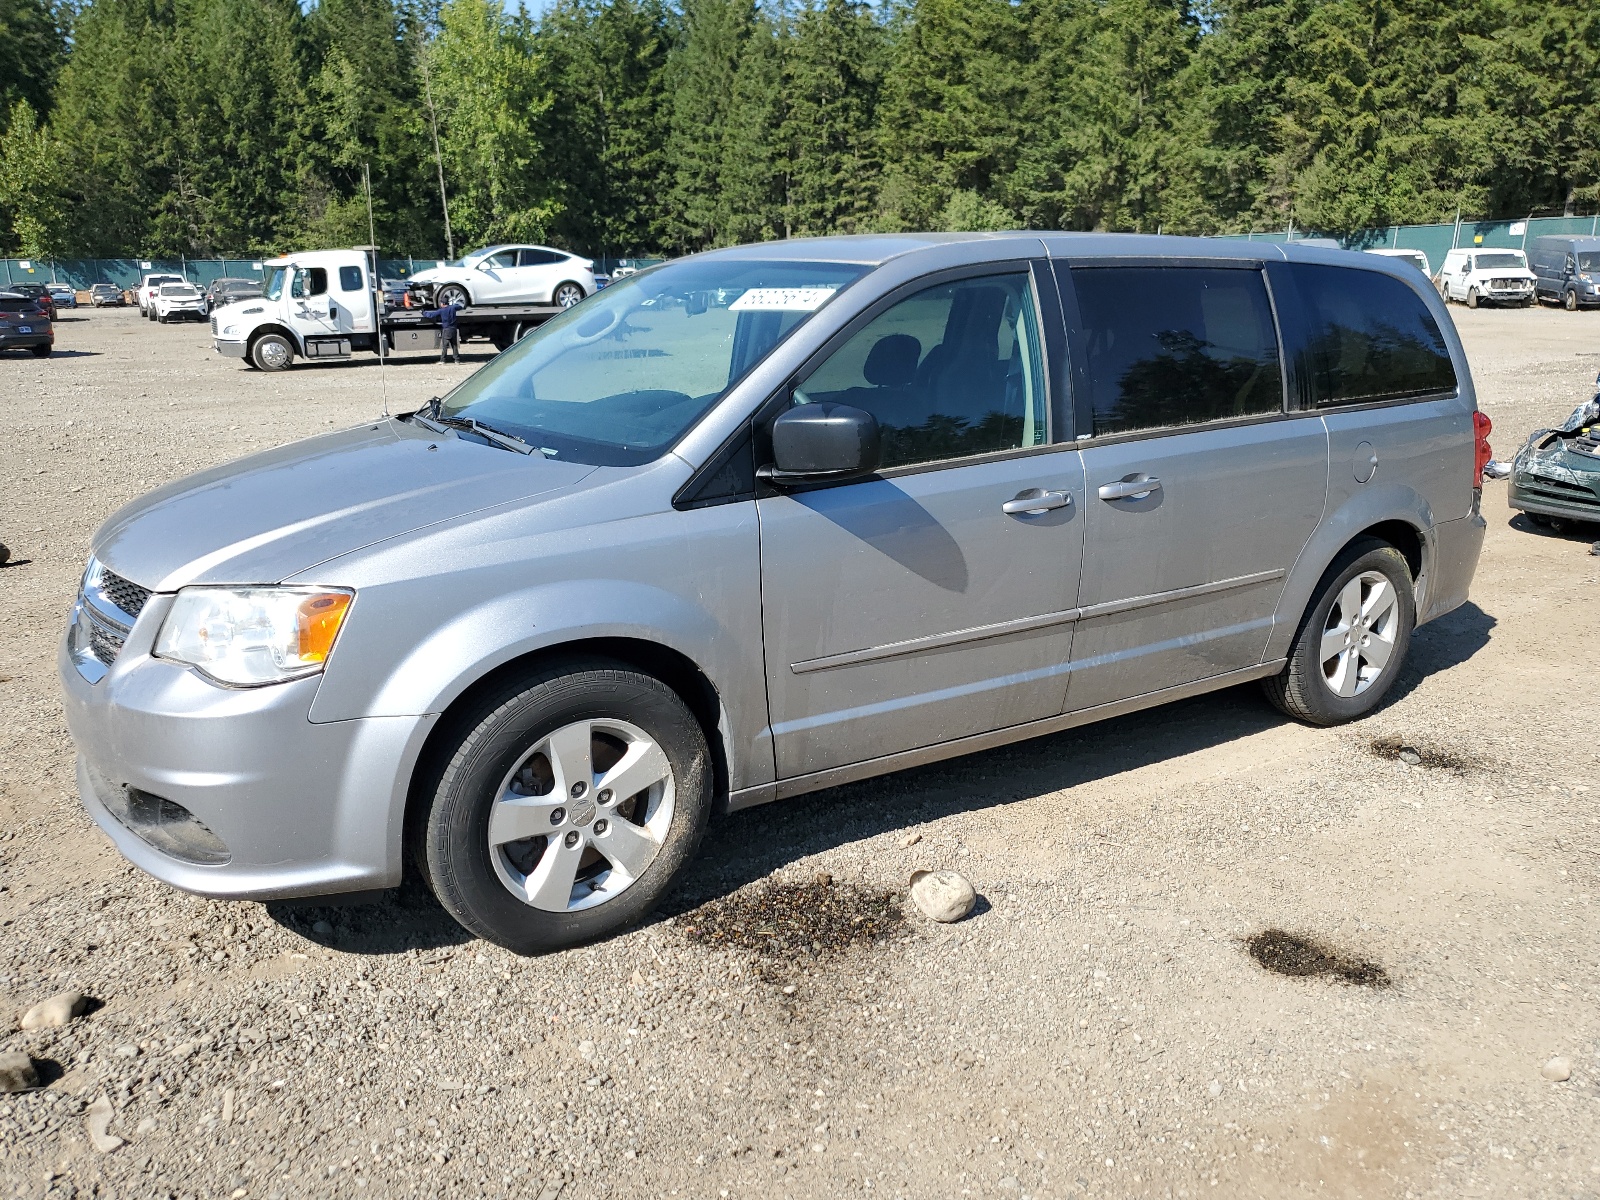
[211,250,378,371]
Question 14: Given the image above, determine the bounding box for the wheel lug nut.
[563,831,580,848]
[594,819,609,835]
[598,788,613,805]
[549,807,566,825]
[571,781,588,798]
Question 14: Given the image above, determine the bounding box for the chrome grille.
[210,316,218,335]
[98,568,151,620]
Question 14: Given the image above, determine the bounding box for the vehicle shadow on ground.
[262,600,1497,955]
[43,350,100,359]
[1507,512,1600,543]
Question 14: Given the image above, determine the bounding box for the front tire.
[1262,538,1415,726]
[436,283,471,309]
[1565,289,1579,312]
[1466,288,1479,309]
[420,660,713,954]
[553,281,585,309]
[250,332,294,371]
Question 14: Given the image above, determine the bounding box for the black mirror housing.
[764,402,881,484]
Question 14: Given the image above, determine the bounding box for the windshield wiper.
[434,414,535,455]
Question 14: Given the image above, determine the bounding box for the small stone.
[578,1040,597,1061]
[1542,1056,1571,1082]
[135,1117,157,1136]
[1207,1080,1223,1097]
[782,985,796,995]
[629,969,645,988]
[814,871,833,887]
[113,1044,139,1059]
[998,1177,1021,1191]
[20,990,87,1030]
[85,1095,125,1153]
[1590,541,1600,557]
[898,832,922,848]
[1398,748,1422,766]
[908,869,977,923]
[0,1050,39,1092]
[311,920,333,935]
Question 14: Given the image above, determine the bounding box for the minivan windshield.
[1475,253,1526,270]
[436,258,870,465]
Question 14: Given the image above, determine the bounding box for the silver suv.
[61,234,1490,952]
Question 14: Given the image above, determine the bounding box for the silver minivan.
[61,234,1490,952]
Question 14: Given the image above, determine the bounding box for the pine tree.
[663,0,755,250]
[718,8,786,244]
[873,0,1029,231]
[0,0,66,134]
[783,0,885,236]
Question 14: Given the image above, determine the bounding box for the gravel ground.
[1,305,1598,1200]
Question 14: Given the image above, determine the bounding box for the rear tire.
[1262,538,1415,727]
[419,660,713,954]
[31,344,49,358]
[250,332,294,372]
[553,281,585,309]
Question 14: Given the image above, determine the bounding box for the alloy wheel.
[1319,570,1399,698]
[487,718,675,913]
[554,283,584,309]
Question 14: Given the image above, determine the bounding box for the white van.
[1366,247,1430,276]
[1437,248,1535,308]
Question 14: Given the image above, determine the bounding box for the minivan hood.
[93,420,597,591]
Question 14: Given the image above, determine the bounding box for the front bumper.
[1508,471,1600,523]
[59,595,434,900]
[214,339,247,358]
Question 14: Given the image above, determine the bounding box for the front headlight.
[222,325,238,336]
[154,587,353,686]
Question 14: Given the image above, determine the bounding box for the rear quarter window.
[1281,264,1456,407]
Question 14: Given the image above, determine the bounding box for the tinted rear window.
[1069,266,1284,436]
[1286,264,1456,406]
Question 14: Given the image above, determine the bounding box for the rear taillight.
[1473,410,1492,487]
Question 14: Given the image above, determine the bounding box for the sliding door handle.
[1097,476,1162,501]
[1002,489,1073,516]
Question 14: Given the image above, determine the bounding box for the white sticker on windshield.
[729,287,837,312]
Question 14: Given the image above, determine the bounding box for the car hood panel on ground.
[93,420,597,591]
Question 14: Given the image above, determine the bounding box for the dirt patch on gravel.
[1368,733,1475,772]
[1246,930,1390,987]
[677,877,904,959]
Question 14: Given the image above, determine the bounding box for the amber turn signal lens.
[295,592,353,663]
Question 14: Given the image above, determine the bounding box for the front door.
[1060,263,1328,711]
[758,267,1086,781]
[288,266,338,340]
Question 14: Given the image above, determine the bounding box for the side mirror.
[761,401,881,485]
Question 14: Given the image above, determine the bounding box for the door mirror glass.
[767,402,881,481]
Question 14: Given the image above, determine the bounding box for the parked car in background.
[90,283,124,307]
[138,274,186,318]
[153,282,207,323]
[0,290,53,357]
[1367,247,1430,276]
[1528,235,1600,311]
[63,234,1488,953]
[203,277,262,314]
[409,244,596,310]
[48,284,78,310]
[10,283,55,320]
[1437,248,1535,308]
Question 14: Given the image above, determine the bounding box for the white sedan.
[409,245,596,310]
[153,282,207,323]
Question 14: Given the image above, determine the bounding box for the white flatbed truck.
[209,248,563,371]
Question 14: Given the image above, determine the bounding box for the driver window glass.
[794,272,1048,469]
[481,252,516,269]
[1070,266,1282,436]
[292,267,328,298]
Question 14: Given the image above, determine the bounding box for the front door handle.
[1002,488,1073,516]
[1097,476,1163,501]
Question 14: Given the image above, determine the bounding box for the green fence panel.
[1219,214,1600,273]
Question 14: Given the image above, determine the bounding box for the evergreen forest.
[1,0,1596,259]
